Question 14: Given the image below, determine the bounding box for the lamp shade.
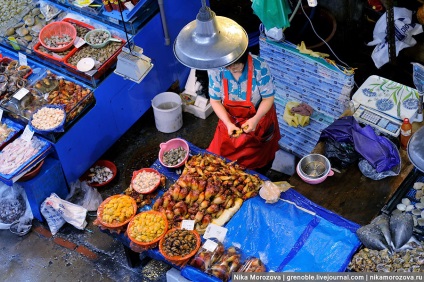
[174,5,248,70]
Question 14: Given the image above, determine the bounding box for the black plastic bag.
[324,139,359,169]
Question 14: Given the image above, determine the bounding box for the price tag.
[21,125,34,142]
[202,239,218,252]
[124,1,135,11]
[107,17,119,25]
[181,220,195,230]
[203,223,227,242]
[0,109,3,121]
[18,52,27,66]
[74,36,86,49]
[13,88,29,101]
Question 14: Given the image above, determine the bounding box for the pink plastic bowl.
[296,154,334,184]
[158,138,189,168]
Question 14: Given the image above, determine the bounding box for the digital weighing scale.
[351,75,420,137]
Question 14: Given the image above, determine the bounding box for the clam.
[405,204,414,212]
[401,198,411,205]
[23,35,32,42]
[16,27,28,37]
[413,182,424,189]
[31,7,40,16]
[412,209,422,216]
[416,190,423,200]
[397,203,406,211]
[418,218,424,226]
[24,16,35,26]
[415,202,424,209]
[5,27,15,36]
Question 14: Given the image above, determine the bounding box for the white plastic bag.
[66,180,103,212]
[367,7,423,68]
[0,183,33,230]
[41,193,88,235]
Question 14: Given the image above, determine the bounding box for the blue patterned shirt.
[207,54,275,108]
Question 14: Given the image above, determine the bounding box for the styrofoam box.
[181,93,214,119]
[182,102,214,119]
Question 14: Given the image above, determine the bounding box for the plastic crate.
[33,18,95,67]
[19,157,68,222]
[62,36,125,80]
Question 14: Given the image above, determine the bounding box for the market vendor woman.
[207,50,281,172]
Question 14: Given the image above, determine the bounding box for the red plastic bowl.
[19,160,44,182]
[80,160,117,187]
[158,138,189,168]
[131,168,161,194]
[39,21,77,52]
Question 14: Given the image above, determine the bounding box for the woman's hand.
[241,118,259,133]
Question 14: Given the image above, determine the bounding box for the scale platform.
[352,75,419,121]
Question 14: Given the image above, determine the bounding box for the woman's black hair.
[231,49,249,65]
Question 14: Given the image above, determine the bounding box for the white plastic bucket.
[152,92,183,133]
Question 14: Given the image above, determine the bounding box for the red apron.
[207,55,281,169]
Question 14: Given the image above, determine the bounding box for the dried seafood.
[152,154,263,233]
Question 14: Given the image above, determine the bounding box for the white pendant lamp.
[173,0,248,70]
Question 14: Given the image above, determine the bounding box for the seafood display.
[30,106,65,131]
[35,71,93,122]
[160,228,199,258]
[34,21,92,58]
[131,170,160,193]
[0,58,32,101]
[208,246,243,281]
[100,195,135,225]
[86,165,114,185]
[66,41,122,69]
[0,0,32,29]
[2,3,65,50]
[238,257,266,272]
[190,238,225,271]
[42,34,73,49]
[0,122,13,143]
[127,211,167,243]
[152,154,262,233]
[0,136,46,175]
[394,181,424,228]
[349,244,424,272]
[85,29,110,45]
[162,147,188,167]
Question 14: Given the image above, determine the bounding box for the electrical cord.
[299,3,350,69]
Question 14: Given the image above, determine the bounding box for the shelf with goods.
[0,1,132,88]
[0,0,201,185]
[47,0,158,35]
